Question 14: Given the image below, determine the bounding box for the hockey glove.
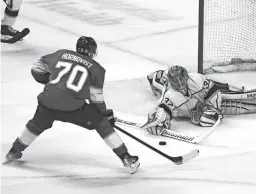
[103,109,115,126]
[200,108,223,127]
[141,105,172,136]
[189,99,205,125]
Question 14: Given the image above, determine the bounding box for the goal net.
[198,0,256,74]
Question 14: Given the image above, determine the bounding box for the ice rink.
[1,0,256,194]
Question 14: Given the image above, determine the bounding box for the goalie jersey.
[158,73,221,125]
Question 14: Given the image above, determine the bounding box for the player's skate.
[121,153,140,174]
[1,25,20,41]
[3,147,22,164]
[1,25,30,43]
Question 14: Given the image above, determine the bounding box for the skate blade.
[2,159,24,165]
[128,161,140,174]
[2,159,15,165]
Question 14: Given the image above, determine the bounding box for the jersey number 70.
[50,61,88,92]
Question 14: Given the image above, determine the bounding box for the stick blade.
[2,159,15,165]
[174,149,200,165]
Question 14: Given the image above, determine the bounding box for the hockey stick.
[114,125,199,165]
[115,117,221,144]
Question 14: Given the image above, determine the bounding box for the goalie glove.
[200,108,223,127]
[189,97,223,127]
[141,104,172,135]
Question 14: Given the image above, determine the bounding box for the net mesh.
[202,0,256,74]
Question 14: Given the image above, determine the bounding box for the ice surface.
[1,1,256,194]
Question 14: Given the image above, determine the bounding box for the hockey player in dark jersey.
[4,36,140,174]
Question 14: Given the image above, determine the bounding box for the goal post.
[198,0,256,74]
[198,0,204,74]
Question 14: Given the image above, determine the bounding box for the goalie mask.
[167,65,189,95]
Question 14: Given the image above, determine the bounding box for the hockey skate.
[3,147,22,164]
[1,25,30,43]
[121,153,140,174]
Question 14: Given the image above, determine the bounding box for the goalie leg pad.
[221,99,256,115]
[205,90,222,112]
[221,89,256,100]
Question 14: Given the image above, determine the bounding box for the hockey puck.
[159,141,167,145]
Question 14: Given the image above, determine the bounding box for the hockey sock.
[96,118,128,157]
[2,7,19,26]
[14,127,38,151]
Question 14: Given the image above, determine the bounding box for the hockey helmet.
[76,36,97,58]
[167,65,189,95]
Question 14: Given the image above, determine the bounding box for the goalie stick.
[115,117,221,144]
[114,125,199,164]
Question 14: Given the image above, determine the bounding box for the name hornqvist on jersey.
[62,53,94,68]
